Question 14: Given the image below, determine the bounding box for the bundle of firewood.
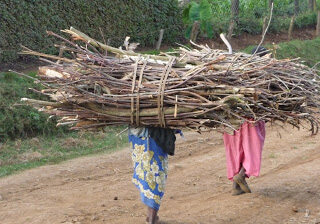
[20,28,320,134]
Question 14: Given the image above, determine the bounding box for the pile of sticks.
[20,28,320,134]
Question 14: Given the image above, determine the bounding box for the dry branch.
[18,28,320,134]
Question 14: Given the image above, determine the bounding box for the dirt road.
[0,124,319,224]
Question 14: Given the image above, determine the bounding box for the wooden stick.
[65,27,169,61]
[316,11,320,37]
[288,16,295,40]
[156,29,164,50]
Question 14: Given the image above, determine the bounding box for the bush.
[0,0,182,63]
[182,0,318,39]
[242,38,320,67]
[295,12,317,28]
[0,72,66,141]
[237,15,263,35]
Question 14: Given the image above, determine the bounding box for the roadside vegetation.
[243,37,320,67]
[0,72,126,177]
[0,127,126,177]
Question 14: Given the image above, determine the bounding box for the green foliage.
[275,38,320,67]
[0,0,182,63]
[242,38,320,67]
[182,0,317,39]
[295,12,317,28]
[0,72,66,141]
[199,0,214,38]
[182,0,214,38]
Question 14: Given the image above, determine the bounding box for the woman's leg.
[233,121,266,193]
[224,130,248,195]
[146,207,159,224]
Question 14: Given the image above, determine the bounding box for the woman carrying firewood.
[128,127,181,224]
[224,46,269,195]
[224,120,266,195]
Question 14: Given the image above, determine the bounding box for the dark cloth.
[149,127,176,156]
[251,46,269,57]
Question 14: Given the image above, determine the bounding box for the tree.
[227,0,239,39]
[269,0,274,10]
[182,0,214,41]
[309,0,315,11]
[294,0,300,15]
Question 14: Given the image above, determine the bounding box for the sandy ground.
[0,124,320,224]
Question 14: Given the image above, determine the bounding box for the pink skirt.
[223,121,266,180]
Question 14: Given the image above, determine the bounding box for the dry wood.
[18,28,320,134]
[316,11,320,37]
[288,16,295,40]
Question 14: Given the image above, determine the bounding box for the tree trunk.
[190,21,200,42]
[309,0,315,11]
[288,16,295,40]
[269,0,274,11]
[155,29,164,50]
[227,0,239,40]
[231,0,239,22]
[294,0,300,15]
[262,16,268,37]
[316,11,320,37]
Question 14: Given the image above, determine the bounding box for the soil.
[0,124,319,224]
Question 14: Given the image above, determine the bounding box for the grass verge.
[242,37,320,67]
[0,127,127,177]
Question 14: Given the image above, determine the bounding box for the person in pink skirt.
[224,46,270,195]
[223,120,266,195]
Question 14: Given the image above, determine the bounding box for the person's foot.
[146,207,159,224]
[146,215,159,224]
[232,181,245,196]
[233,174,251,193]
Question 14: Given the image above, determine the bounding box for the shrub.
[242,38,320,67]
[182,0,318,39]
[295,12,317,28]
[0,0,182,63]
[183,0,214,39]
[0,72,66,141]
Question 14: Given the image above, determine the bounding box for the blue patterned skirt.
[128,135,168,211]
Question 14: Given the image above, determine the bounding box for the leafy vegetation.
[183,0,214,38]
[182,0,318,39]
[0,72,66,141]
[0,71,127,177]
[0,0,182,63]
[242,38,320,67]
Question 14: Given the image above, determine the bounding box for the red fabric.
[223,121,266,180]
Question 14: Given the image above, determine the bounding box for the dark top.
[149,127,177,156]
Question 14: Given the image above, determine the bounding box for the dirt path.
[0,124,320,224]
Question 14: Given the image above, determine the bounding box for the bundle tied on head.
[18,28,320,134]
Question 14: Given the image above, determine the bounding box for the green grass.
[0,71,67,141]
[0,127,127,177]
[242,38,320,67]
[268,153,277,159]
